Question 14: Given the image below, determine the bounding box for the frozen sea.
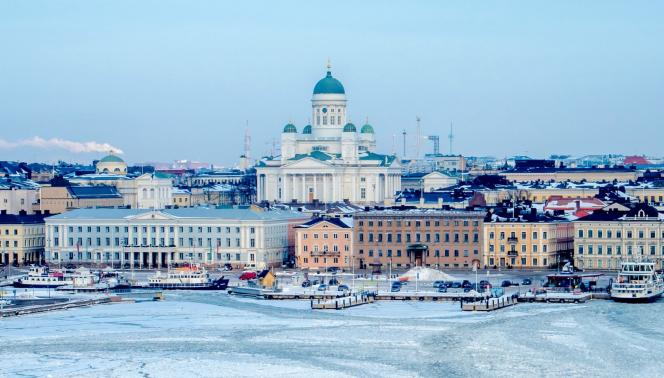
[1,292,663,378]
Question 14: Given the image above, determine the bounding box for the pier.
[311,292,376,310]
[462,295,518,312]
[0,297,114,318]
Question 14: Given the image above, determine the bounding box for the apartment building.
[353,209,484,270]
[295,217,353,270]
[0,210,46,265]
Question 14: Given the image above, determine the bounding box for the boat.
[56,267,102,292]
[611,261,664,303]
[13,266,73,288]
[228,280,269,298]
[146,265,229,290]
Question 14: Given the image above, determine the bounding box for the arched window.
[142,188,148,199]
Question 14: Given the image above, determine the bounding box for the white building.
[256,63,401,204]
[68,172,173,210]
[0,177,39,214]
[45,207,309,269]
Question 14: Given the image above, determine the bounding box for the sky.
[1,1,663,166]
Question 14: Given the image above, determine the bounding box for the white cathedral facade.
[256,64,401,204]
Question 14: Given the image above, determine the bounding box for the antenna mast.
[415,116,421,159]
[448,121,454,154]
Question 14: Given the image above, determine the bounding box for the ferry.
[13,266,73,288]
[147,265,229,290]
[56,267,101,291]
[611,261,664,303]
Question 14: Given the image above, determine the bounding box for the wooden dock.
[462,295,518,312]
[311,292,376,310]
[0,297,114,318]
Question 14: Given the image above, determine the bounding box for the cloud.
[0,137,123,154]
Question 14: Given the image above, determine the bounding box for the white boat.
[56,267,101,291]
[611,261,664,303]
[147,265,228,290]
[13,266,73,288]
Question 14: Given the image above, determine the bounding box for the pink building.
[295,217,353,270]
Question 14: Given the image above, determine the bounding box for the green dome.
[343,123,356,132]
[99,154,124,163]
[313,70,345,95]
[283,123,297,133]
[302,124,312,134]
[361,124,374,134]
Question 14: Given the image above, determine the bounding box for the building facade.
[353,209,484,270]
[39,185,124,214]
[0,177,39,215]
[483,220,574,269]
[295,217,353,270]
[0,211,46,265]
[44,207,309,269]
[256,64,401,204]
[574,204,664,270]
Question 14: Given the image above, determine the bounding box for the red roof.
[624,156,651,165]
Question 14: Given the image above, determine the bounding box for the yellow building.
[0,211,46,265]
[484,220,573,268]
[574,204,664,270]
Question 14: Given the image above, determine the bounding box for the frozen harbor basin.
[1,291,663,377]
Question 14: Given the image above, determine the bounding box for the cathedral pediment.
[283,157,333,169]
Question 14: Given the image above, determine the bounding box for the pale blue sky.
[1,1,663,165]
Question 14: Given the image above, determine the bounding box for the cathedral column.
[264,174,270,202]
[332,174,337,202]
[313,174,317,201]
[291,174,296,202]
[323,174,328,203]
[301,174,306,203]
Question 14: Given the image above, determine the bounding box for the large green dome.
[343,123,356,132]
[361,124,374,134]
[313,70,345,95]
[99,154,124,163]
[302,124,312,134]
[283,123,297,133]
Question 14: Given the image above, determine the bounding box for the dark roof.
[68,186,122,199]
[0,213,46,225]
[576,210,626,222]
[296,217,351,228]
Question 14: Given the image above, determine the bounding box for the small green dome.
[302,124,312,134]
[313,70,345,95]
[283,123,297,133]
[99,154,124,163]
[361,124,374,134]
[343,123,356,132]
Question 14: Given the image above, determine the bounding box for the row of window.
[488,257,547,267]
[50,251,249,262]
[54,225,250,235]
[53,236,252,248]
[2,239,44,248]
[577,244,664,256]
[357,232,479,243]
[357,249,479,258]
[302,245,350,252]
[488,231,548,240]
[357,219,479,227]
[578,229,663,239]
[302,233,350,239]
[488,244,549,253]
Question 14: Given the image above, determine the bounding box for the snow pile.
[399,267,456,281]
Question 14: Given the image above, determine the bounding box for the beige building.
[295,217,353,270]
[39,186,124,214]
[0,211,46,265]
[0,182,39,215]
[574,204,664,270]
[484,220,573,269]
[69,172,173,209]
[95,153,128,175]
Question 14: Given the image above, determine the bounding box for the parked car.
[522,278,532,286]
[391,281,402,292]
[479,280,491,289]
[317,284,328,291]
[433,280,446,288]
[223,263,233,271]
[501,280,512,287]
[450,282,462,289]
[239,271,257,280]
[301,280,312,288]
[437,286,448,293]
[337,284,350,292]
[327,266,341,273]
[462,280,472,288]
[328,278,340,286]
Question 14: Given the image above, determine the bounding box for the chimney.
[575,200,581,211]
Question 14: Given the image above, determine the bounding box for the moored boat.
[13,266,72,288]
[147,265,228,290]
[611,261,664,303]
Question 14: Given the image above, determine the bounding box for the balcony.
[507,250,518,257]
[507,237,518,244]
[310,250,341,257]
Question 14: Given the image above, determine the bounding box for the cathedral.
[256,63,401,204]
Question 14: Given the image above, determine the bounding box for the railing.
[507,237,518,244]
[507,250,518,257]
